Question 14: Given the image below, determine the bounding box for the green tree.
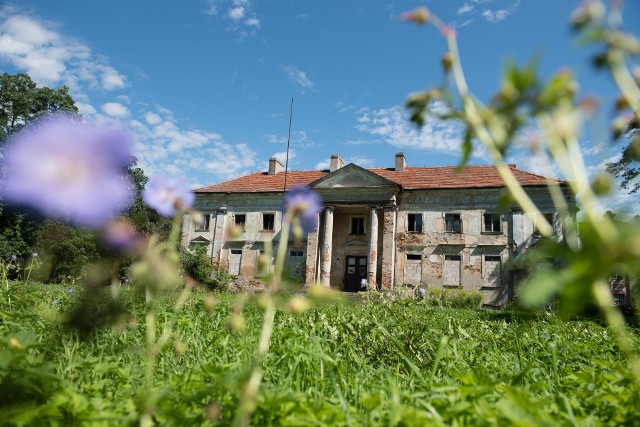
[606,123,640,194]
[0,73,77,140]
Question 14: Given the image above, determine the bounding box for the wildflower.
[53,299,59,305]
[8,337,22,349]
[360,278,367,289]
[67,288,73,293]
[1,114,133,226]
[143,175,194,217]
[10,255,17,262]
[282,186,323,233]
[32,253,38,258]
[102,219,138,251]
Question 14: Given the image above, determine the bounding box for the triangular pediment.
[190,236,211,244]
[309,164,399,189]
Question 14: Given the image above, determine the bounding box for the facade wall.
[183,185,570,307]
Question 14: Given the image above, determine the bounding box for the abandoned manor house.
[182,153,573,306]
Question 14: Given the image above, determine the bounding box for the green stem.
[445,32,554,237]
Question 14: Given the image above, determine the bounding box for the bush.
[426,287,484,309]
[179,246,230,290]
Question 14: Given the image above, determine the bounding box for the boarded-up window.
[444,255,461,286]
[484,256,501,288]
[288,250,304,279]
[405,254,422,285]
[229,249,242,276]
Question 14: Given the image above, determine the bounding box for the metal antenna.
[281,97,294,231]
[283,97,293,194]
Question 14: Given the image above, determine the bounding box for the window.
[482,213,501,233]
[406,254,422,260]
[234,214,246,230]
[534,212,555,235]
[350,217,365,235]
[262,213,275,231]
[445,213,462,233]
[408,213,423,233]
[195,214,210,231]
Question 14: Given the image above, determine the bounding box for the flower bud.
[228,313,246,334]
[174,340,185,355]
[611,114,632,140]
[400,7,430,25]
[204,294,217,312]
[287,296,311,314]
[9,337,22,349]
[570,1,604,30]
[308,284,341,301]
[614,95,630,112]
[441,53,453,75]
[591,172,614,195]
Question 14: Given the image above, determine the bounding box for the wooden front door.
[344,255,367,292]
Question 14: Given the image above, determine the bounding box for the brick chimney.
[268,157,284,175]
[395,152,406,172]
[330,154,344,172]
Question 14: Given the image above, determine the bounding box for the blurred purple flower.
[102,219,138,251]
[1,114,133,226]
[10,254,17,262]
[283,186,323,233]
[143,175,194,217]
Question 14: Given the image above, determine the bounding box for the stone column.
[320,206,334,288]
[368,206,379,289]
[211,207,227,263]
[381,205,397,290]
[305,212,320,287]
[180,213,191,247]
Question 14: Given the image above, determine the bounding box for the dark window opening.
[445,213,462,233]
[408,213,423,233]
[350,217,365,235]
[407,254,422,260]
[234,214,246,230]
[483,213,501,233]
[196,214,210,231]
[263,213,275,231]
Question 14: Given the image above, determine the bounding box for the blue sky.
[1,0,639,212]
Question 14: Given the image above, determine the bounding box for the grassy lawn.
[0,283,638,426]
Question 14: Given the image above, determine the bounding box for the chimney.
[330,154,344,173]
[395,152,406,172]
[268,157,284,175]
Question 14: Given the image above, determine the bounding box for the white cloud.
[282,65,315,93]
[130,108,258,183]
[101,102,129,117]
[457,3,474,14]
[144,111,162,125]
[0,11,126,92]
[481,1,520,23]
[244,17,260,27]
[354,104,488,160]
[272,149,296,164]
[228,6,245,21]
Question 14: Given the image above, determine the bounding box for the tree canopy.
[0,73,77,140]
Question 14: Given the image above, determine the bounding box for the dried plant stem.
[444,32,554,237]
[233,211,292,427]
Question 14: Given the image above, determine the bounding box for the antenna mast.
[283,97,293,194]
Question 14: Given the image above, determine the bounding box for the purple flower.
[53,299,59,305]
[11,255,17,262]
[143,175,194,217]
[102,219,138,251]
[283,186,323,233]
[1,114,133,227]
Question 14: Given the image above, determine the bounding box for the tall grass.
[1,283,638,425]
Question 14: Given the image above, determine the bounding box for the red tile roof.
[194,164,559,193]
